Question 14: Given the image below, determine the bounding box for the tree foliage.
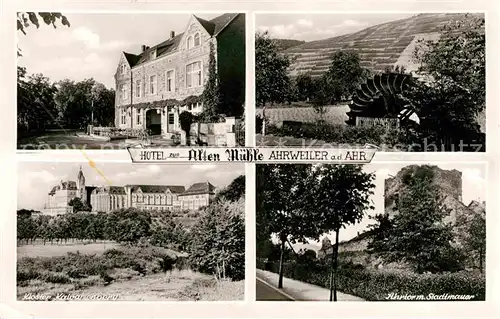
[54,78,115,129]
[18,68,115,136]
[408,15,485,138]
[313,51,371,106]
[256,164,375,291]
[179,111,195,146]
[17,12,70,35]
[68,197,91,213]
[457,212,486,273]
[189,198,245,281]
[200,41,221,122]
[17,67,58,136]
[368,166,464,273]
[295,73,316,102]
[17,13,70,56]
[255,31,294,106]
[214,175,245,202]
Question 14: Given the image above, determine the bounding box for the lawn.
[17,243,243,301]
[18,269,244,301]
[256,104,349,127]
[17,241,120,258]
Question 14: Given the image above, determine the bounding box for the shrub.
[42,271,72,284]
[259,260,485,300]
[189,199,245,281]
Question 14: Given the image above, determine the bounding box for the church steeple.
[77,166,85,190]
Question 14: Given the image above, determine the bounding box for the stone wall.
[385,165,463,215]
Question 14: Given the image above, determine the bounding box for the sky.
[17,162,244,210]
[286,162,486,248]
[256,13,415,41]
[17,13,222,89]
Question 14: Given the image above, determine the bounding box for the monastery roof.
[180,182,216,196]
[48,181,77,195]
[127,185,186,194]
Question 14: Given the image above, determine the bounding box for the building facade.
[43,168,217,215]
[43,167,92,216]
[114,13,245,137]
[178,182,216,210]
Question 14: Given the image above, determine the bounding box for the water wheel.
[345,72,415,125]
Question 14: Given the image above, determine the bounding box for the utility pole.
[91,98,94,126]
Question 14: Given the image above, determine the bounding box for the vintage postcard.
[255,13,486,152]
[0,0,498,318]
[17,12,246,150]
[256,162,486,301]
[16,162,245,301]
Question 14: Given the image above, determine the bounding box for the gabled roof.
[128,185,186,194]
[48,181,77,195]
[122,13,240,68]
[135,34,183,65]
[180,182,216,196]
[93,186,126,195]
[123,52,141,66]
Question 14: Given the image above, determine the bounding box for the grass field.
[17,243,243,301]
[18,269,244,301]
[17,242,120,258]
[257,104,349,126]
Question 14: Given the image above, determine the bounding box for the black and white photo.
[17,162,245,301]
[255,13,485,151]
[17,12,246,150]
[256,163,486,301]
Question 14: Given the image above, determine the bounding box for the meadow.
[17,241,119,258]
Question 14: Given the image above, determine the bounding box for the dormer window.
[150,50,156,60]
[194,33,200,46]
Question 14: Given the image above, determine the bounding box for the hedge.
[258,260,485,301]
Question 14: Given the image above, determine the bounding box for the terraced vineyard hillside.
[284,13,484,77]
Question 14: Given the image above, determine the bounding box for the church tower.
[77,166,86,201]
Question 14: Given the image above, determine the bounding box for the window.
[194,33,200,46]
[165,70,174,92]
[121,64,126,74]
[150,50,156,60]
[121,84,127,101]
[120,109,126,125]
[135,80,141,98]
[136,109,141,125]
[187,36,193,49]
[168,114,174,125]
[186,61,202,88]
[149,75,157,95]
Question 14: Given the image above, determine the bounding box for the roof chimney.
[141,45,149,52]
[170,31,175,39]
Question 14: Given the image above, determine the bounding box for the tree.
[310,164,375,301]
[68,197,91,213]
[295,73,315,102]
[314,51,370,107]
[256,164,319,288]
[179,111,195,146]
[214,175,245,202]
[200,41,221,123]
[368,166,464,273]
[17,12,70,56]
[462,213,486,273]
[17,67,58,136]
[408,15,485,142]
[255,31,293,107]
[90,83,115,126]
[189,198,245,280]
